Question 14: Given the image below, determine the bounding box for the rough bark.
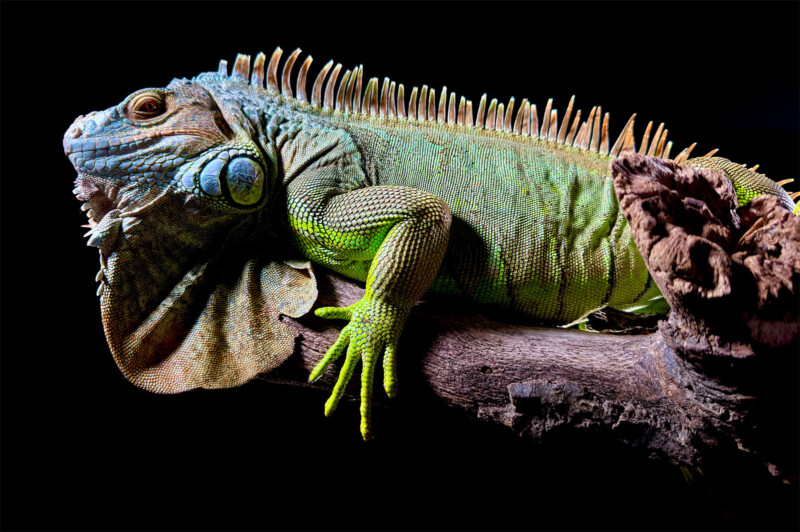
[264,153,799,482]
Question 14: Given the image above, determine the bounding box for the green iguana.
[63,47,798,440]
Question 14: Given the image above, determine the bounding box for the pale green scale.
[333,117,652,324]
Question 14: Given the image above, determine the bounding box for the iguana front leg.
[286,169,451,439]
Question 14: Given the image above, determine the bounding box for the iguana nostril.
[66,123,83,139]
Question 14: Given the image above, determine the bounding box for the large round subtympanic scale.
[226,156,265,206]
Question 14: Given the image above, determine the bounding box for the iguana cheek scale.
[63,47,798,440]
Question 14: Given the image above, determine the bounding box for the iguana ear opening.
[96,193,317,393]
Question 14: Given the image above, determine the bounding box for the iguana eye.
[127,93,166,121]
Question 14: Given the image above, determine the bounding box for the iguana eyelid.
[120,89,176,123]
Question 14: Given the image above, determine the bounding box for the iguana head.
[62,72,315,395]
[63,78,275,221]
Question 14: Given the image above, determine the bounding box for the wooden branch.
[265,154,799,481]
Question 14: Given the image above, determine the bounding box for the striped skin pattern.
[63,48,797,439]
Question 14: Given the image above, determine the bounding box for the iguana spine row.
[223,48,677,160]
[220,47,788,179]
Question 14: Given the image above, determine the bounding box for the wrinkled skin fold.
[80,175,317,393]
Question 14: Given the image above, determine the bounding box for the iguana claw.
[310,299,403,440]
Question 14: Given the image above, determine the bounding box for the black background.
[2,1,799,530]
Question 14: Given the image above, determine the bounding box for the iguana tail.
[686,156,797,213]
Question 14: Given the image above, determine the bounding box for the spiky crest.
[213,47,787,175]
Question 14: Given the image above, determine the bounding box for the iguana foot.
[309,298,403,440]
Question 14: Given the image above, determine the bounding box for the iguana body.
[294,112,660,324]
[63,47,797,439]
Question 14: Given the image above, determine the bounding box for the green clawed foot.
[308,300,403,440]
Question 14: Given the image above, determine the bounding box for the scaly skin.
[63,49,797,440]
